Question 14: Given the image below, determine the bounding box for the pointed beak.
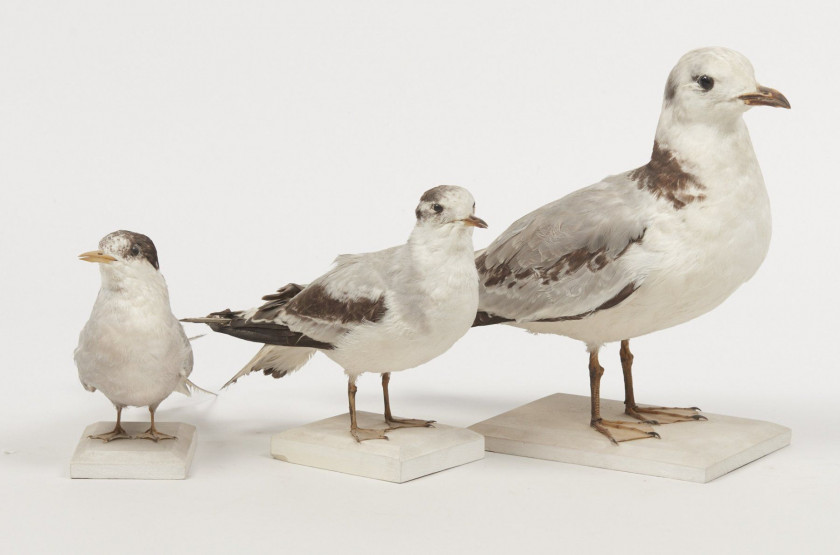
[460,215,488,229]
[739,86,791,109]
[78,250,117,264]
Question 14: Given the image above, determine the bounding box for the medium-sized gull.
[185,186,487,442]
[474,47,790,443]
[75,231,207,442]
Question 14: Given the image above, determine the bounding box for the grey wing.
[477,175,656,322]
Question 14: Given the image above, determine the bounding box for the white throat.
[654,105,761,186]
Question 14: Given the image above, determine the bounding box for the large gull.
[474,47,790,443]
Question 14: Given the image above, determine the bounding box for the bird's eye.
[130,245,140,256]
[696,75,714,91]
[433,204,443,213]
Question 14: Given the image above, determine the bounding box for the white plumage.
[475,47,790,443]
[75,230,198,442]
[186,185,487,441]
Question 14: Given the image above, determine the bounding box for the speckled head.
[82,230,160,269]
[414,185,488,229]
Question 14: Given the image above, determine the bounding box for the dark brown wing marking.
[631,142,705,210]
[284,284,387,324]
[473,282,639,327]
[476,231,645,290]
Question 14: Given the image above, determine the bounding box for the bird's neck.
[652,108,762,186]
[407,225,476,267]
[99,265,171,306]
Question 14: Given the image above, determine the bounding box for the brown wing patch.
[477,231,645,289]
[285,284,387,324]
[631,142,706,210]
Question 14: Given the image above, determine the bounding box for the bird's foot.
[386,417,436,430]
[626,404,707,425]
[134,428,177,442]
[88,427,131,443]
[591,418,660,445]
[351,427,389,443]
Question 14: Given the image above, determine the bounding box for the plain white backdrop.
[1,1,838,553]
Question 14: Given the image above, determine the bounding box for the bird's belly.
[75,317,186,407]
[328,291,478,375]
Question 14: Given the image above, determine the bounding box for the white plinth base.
[270,412,485,483]
[469,393,791,483]
[70,421,197,480]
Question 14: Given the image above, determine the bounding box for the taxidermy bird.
[184,185,487,442]
[473,47,790,443]
[75,230,205,442]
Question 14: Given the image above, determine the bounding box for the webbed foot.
[351,427,389,443]
[89,427,131,443]
[626,405,707,425]
[386,417,436,430]
[591,418,661,445]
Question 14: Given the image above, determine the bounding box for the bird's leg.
[381,372,435,429]
[348,377,388,442]
[620,339,707,425]
[588,349,659,444]
[89,406,131,442]
[135,406,176,442]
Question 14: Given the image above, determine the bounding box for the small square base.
[469,393,791,483]
[270,412,485,483]
[70,421,197,480]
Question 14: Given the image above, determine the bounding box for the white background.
[1,1,838,553]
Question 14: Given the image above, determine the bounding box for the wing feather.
[477,173,656,322]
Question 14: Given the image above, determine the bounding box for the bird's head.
[79,230,160,284]
[663,47,790,125]
[414,185,488,233]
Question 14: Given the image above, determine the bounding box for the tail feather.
[223,345,317,389]
[175,378,217,397]
[185,379,217,396]
[182,309,333,349]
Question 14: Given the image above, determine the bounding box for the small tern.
[75,230,205,442]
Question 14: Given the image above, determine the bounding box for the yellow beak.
[79,250,117,264]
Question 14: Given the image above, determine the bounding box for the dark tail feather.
[182,309,334,350]
[472,311,513,327]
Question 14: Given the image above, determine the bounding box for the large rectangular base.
[270,412,485,483]
[469,393,791,483]
[70,421,197,480]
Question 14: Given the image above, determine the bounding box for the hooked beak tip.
[739,86,791,109]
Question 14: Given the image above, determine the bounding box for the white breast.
[328,250,479,376]
[75,286,191,408]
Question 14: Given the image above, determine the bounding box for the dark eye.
[130,245,140,256]
[432,204,443,213]
[696,75,714,91]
